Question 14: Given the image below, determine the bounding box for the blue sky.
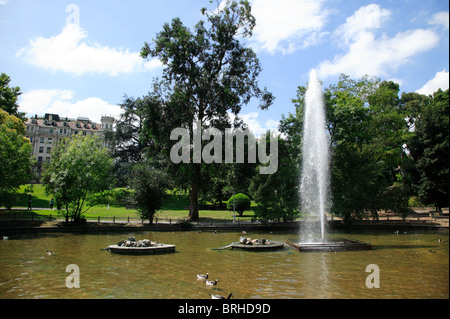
[1,0,448,135]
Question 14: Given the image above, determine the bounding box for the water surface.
[0,229,448,299]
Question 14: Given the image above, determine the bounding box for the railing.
[0,212,280,226]
[1,210,447,225]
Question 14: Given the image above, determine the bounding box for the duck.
[2,236,9,240]
[206,279,219,286]
[394,230,399,235]
[46,250,54,256]
[197,273,209,280]
[210,293,232,299]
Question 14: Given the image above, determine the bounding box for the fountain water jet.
[286,69,372,252]
[299,69,329,243]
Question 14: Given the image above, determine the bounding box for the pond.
[0,229,448,299]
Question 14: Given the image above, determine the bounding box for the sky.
[1,0,448,136]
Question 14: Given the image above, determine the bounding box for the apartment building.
[25,113,114,177]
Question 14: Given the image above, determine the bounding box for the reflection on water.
[0,229,448,299]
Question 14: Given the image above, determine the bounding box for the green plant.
[227,193,251,216]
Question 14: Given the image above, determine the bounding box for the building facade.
[25,113,114,178]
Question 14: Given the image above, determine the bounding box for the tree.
[0,73,25,120]
[128,162,170,224]
[0,109,33,208]
[41,135,113,222]
[249,136,299,222]
[330,79,411,222]
[226,193,251,216]
[110,96,149,186]
[407,89,449,210]
[140,0,273,220]
[283,74,411,223]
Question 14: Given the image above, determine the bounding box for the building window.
[46,157,50,163]
[40,137,45,143]
[39,146,44,153]
[38,156,43,162]
[47,147,51,153]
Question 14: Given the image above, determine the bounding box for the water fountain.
[299,69,330,243]
[286,69,371,252]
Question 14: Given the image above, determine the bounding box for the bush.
[128,164,169,224]
[226,193,251,216]
[253,205,298,223]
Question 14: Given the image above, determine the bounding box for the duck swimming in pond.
[197,273,209,280]
[206,279,218,286]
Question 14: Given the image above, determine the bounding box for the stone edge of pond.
[0,220,447,235]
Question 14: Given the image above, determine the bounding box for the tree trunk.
[188,164,200,220]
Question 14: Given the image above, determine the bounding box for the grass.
[1,184,256,222]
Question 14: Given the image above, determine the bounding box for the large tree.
[407,89,449,210]
[140,0,273,220]
[0,109,32,208]
[110,96,149,186]
[42,135,113,222]
[283,74,412,223]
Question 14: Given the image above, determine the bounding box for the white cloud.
[250,0,328,54]
[228,111,279,137]
[19,89,122,122]
[16,24,162,76]
[416,70,449,95]
[429,11,449,29]
[334,4,391,47]
[317,4,440,79]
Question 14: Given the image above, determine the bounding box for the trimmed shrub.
[227,193,251,216]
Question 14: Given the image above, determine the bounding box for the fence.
[1,209,448,225]
[0,211,280,226]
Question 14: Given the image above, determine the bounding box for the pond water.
[0,229,448,299]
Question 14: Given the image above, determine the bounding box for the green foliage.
[249,136,299,222]
[139,0,273,220]
[283,74,414,223]
[0,73,25,120]
[226,193,251,216]
[110,96,149,186]
[407,89,449,210]
[41,135,113,222]
[0,109,33,208]
[408,196,423,207]
[328,78,411,222]
[128,163,170,224]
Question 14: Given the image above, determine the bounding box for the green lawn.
[1,184,256,222]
